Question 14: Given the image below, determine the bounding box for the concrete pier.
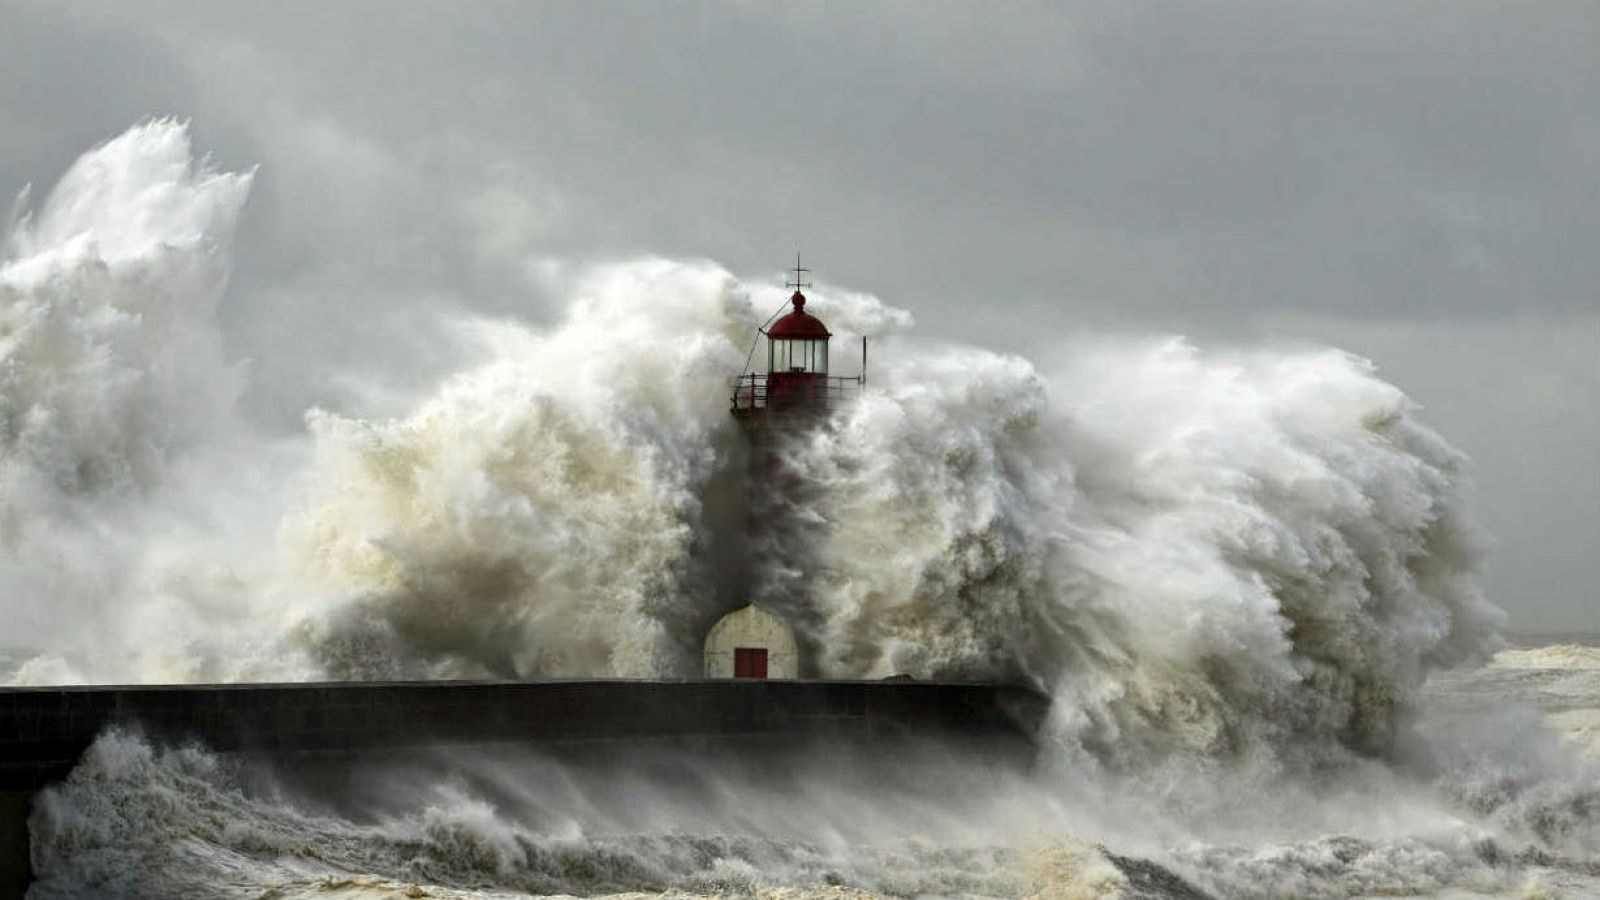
[0,679,1046,896]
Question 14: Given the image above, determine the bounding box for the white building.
[703,604,798,679]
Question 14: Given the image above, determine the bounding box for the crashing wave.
[8,118,1596,900]
[1,122,1505,765]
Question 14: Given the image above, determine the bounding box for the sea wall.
[0,679,1047,896]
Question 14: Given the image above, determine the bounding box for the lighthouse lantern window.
[770,338,828,375]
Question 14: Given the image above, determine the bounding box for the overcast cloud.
[1,0,1594,629]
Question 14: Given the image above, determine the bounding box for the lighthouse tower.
[707,259,863,679]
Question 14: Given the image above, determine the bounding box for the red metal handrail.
[730,373,861,415]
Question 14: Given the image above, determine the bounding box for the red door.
[734,647,769,679]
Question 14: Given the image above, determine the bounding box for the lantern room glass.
[770,338,828,374]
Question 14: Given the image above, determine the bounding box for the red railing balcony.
[730,373,861,419]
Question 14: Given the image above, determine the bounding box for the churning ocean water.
[3,125,1596,898]
[19,641,1600,900]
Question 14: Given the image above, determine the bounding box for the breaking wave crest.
[278,263,754,679]
[0,120,280,683]
[7,122,1593,899]
[1,122,1501,753]
[791,337,1503,769]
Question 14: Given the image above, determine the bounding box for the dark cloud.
[1,0,1594,628]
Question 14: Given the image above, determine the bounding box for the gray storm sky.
[2,1,1595,630]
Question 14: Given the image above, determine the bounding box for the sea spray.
[0,119,250,496]
[31,726,1593,899]
[0,120,292,684]
[0,122,1503,762]
[3,125,1503,747]
[9,121,1597,899]
[0,122,1505,764]
[790,337,1504,770]
[28,730,1109,899]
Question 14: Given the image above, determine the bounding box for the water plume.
[9,119,1598,900]
[0,119,265,681]
[279,261,756,678]
[1,122,1503,761]
[790,337,1503,770]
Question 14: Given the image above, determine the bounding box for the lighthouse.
[706,258,863,680]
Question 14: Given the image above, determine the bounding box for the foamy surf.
[4,123,1596,899]
[25,702,1600,900]
[1425,643,1600,762]
[1494,646,1600,671]
[25,731,1146,899]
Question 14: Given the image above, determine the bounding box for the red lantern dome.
[767,291,832,340]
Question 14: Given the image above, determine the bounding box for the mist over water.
[5,123,1595,898]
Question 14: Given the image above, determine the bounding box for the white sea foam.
[5,122,1596,899]
[0,120,304,684]
[25,717,1600,900]
[26,731,1121,899]
[1494,646,1600,671]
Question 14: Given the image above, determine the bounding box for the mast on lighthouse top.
[766,253,832,351]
